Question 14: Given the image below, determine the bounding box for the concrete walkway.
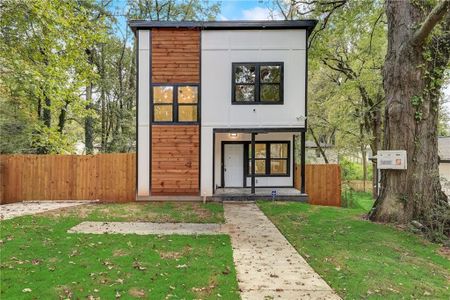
[69,221,221,235]
[224,203,340,300]
[0,201,92,220]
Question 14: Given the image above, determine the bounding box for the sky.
[216,0,282,20]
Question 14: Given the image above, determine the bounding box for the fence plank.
[295,164,341,207]
[0,154,136,204]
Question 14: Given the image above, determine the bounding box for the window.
[152,85,199,123]
[247,142,289,176]
[232,62,283,104]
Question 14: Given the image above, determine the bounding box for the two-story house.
[129,20,317,201]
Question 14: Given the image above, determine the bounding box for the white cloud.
[218,14,229,21]
[240,6,283,21]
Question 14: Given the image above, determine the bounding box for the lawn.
[38,201,225,223]
[0,202,239,299]
[258,195,450,299]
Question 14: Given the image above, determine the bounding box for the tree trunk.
[85,83,94,155]
[309,127,329,163]
[57,103,68,133]
[370,1,449,227]
[371,108,382,198]
[43,95,51,128]
[361,145,367,192]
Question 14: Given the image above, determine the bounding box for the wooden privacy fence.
[295,164,341,207]
[1,154,341,206]
[0,154,136,204]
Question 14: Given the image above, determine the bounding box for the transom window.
[246,142,289,176]
[152,85,199,123]
[232,62,283,104]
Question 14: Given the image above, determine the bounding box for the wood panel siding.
[151,125,200,195]
[0,154,136,204]
[295,164,341,207]
[151,29,200,83]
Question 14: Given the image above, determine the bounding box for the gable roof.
[128,20,318,35]
[439,137,450,161]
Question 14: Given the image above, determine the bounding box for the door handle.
[224,168,227,172]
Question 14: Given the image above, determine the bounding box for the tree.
[127,0,220,21]
[0,0,107,153]
[370,0,449,238]
[273,0,386,192]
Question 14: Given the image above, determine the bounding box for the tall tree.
[127,0,220,21]
[274,0,386,192]
[370,1,449,237]
[0,0,107,153]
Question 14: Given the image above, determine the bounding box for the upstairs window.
[152,85,199,123]
[232,62,283,104]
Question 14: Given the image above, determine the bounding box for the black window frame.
[232,62,284,105]
[151,83,200,124]
[245,141,290,177]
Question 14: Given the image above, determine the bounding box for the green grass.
[258,196,450,300]
[343,191,375,211]
[38,201,225,223]
[0,203,239,299]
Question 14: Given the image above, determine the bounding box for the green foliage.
[0,0,108,153]
[0,0,221,154]
[258,201,450,299]
[128,0,221,21]
[340,158,373,181]
[305,0,386,163]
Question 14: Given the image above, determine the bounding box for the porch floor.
[215,187,301,196]
[211,187,307,202]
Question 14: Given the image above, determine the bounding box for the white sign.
[377,150,407,170]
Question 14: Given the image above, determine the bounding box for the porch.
[211,128,307,201]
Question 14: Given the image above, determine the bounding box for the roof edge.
[128,20,318,34]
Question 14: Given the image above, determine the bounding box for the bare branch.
[411,0,450,46]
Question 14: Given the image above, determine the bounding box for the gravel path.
[0,201,92,220]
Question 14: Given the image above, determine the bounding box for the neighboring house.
[438,136,450,196]
[129,20,317,200]
[305,141,338,164]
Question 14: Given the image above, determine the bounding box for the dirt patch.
[192,277,218,298]
[438,247,450,260]
[158,245,192,260]
[128,287,146,298]
[38,204,96,219]
[37,202,222,223]
[113,249,128,257]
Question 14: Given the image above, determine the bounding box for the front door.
[224,144,244,187]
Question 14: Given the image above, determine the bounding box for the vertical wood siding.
[0,154,135,204]
[151,28,200,83]
[151,125,200,195]
[295,164,342,206]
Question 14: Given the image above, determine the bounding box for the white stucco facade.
[201,30,307,128]
[200,29,308,196]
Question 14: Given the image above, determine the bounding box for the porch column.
[300,131,306,194]
[251,132,256,194]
